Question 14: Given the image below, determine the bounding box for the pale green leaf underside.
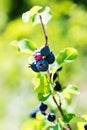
[11,39,36,53]
[33,6,52,24]
[62,84,80,95]
[22,6,42,23]
[22,6,52,24]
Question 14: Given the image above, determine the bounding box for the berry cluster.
[39,102,56,122]
[29,45,55,72]
[30,102,56,122]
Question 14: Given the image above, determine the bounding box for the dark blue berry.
[31,62,39,72]
[47,113,56,122]
[84,124,87,130]
[54,81,61,91]
[53,73,58,81]
[30,108,39,118]
[57,67,63,72]
[50,73,58,81]
[36,59,49,72]
[39,102,48,112]
[46,52,55,64]
[40,45,50,56]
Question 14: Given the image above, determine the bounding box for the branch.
[39,15,48,45]
[52,95,64,117]
[46,69,72,130]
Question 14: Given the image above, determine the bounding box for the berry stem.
[52,95,64,117]
[47,69,51,80]
[39,15,48,45]
[46,69,72,130]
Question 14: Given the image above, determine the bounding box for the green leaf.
[34,74,51,101]
[62,84,80,95]
[38,93,51,101]
[33,6,52,24]
[56,48,78,65]
[47,123,62,130]
[11,39,37,53]
[63,113,76,123]
[22,6,42,23]
[70,116,86,123]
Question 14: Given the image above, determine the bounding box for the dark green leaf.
[63,113,76,123]
[56,48,78,65]
[38,93,51,101]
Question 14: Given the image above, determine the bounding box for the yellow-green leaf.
[56,48,78,65]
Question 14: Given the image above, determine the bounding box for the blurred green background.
[0,0,87,130]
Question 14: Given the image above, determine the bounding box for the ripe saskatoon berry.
[84,124,87,130]
[47,113,56,122]
[39,102,48,112]
[30,62,39,72]
[30,108,39,118]
[40,45,50,56]
[36,59,49,72]
[34,53,42,61]
[53,73,58,81]
[57,66,63,72]
[50,73,58,81]
[46,52,55,64]
[54,81,61,91]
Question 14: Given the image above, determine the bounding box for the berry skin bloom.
[36,59,49,72]
[46,52,55,64]
[30,62,39,72]
[29,108,39,118]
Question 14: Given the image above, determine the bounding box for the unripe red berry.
[34,53,42,61]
